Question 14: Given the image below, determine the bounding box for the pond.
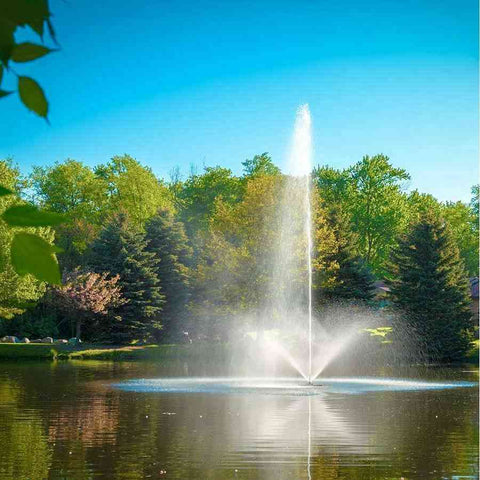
[0,360,477,479]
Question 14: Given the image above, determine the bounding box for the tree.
[30,159,108,269]
[0,160,57,318]
[145,210,192,341]
[190,174,284,337]
[241,153,281,178]
[89,215,164,342]
[31,160,107,218]
[94,155,174,228]
[317,207,375,301]
[313,155,410,275]
[347,155,410,273]
[442,200,478,276]
[176,166,242,238]
[389,214,473,362]
[50,269,126,340]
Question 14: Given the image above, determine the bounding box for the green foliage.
[441,200,479,276]
[470,185,479,220]
[389,214,474,362]
[0,185,13,196]
[363,327,393,343]
[94,155,174,228]
[177,166,242,238]
[18,76,48,118]
[89,214,164,342]
[11,42,53,63]
[0,0,56,119]
[316,207,375,301]
[31,160,107,217]
[145,210,192,341]
[0,311,58,340]
[314,155,410,275]
[0,160,60,317]
[2,204,64,227]
[10,233,61,284]
[242,153,281,178]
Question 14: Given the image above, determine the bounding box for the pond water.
[0,360,477,480]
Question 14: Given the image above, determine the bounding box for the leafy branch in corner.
[0,0,58,120]
[0,184,65,284]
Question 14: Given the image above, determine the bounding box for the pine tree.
[319,207,375,301]
[389,214,473,362]
[145,210,192,341]
[89,214,164,342]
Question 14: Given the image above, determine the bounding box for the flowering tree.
[52,269,126,339]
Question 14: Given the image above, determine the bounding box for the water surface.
[0,361,477,479]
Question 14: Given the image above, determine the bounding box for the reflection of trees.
[0,362,477,479]
[48,392,119,445]
[0,381,52,480]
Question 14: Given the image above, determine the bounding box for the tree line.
[0,153,477,361]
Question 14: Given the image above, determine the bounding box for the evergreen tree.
[89,214,164,342]
[145,210,192,341]
[319,207,375,301]
[389,214,473,362]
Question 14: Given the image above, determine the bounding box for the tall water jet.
[287,104,314,382]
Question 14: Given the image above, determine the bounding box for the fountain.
[113,104,476,394]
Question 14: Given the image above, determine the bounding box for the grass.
[0,342,227,361]
[0,344,59,359]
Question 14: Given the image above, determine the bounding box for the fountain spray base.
[112,377,476,396]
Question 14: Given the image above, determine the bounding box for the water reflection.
[0,361,477,480]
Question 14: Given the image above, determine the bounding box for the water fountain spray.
[289,104,314,384]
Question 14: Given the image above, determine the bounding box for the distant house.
[470,277,479,317]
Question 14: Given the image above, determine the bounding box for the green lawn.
[0,342,226,361]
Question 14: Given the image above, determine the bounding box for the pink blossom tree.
[52,269,126,339]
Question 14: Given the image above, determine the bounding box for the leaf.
[2,204,65,227]
[0,19,15,64]
[18,76,48,118]
[11,233,61,284]
[11,42,53,63]
[0,89,13,98]
[0,185,14,196]
[0,65,3,84]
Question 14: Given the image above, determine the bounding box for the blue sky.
[1,0,478,202]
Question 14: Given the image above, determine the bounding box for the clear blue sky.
[1,0,478,202]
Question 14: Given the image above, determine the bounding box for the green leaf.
[0,185,14,196]
[11,233,61,284]
[0,89,13,98]
[0,65,3,84]
[18,76,48,118]
[2,204,65,227]
[11,42,53,63]
[0,19,15,64]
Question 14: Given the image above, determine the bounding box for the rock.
[19,338,30,344]
[68,337,82,345]
[54,339,68,344]
[30,339,43,343]
[41,337,53,344]
[0,336,18,343]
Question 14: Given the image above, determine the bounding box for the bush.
[0,313,59,339]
